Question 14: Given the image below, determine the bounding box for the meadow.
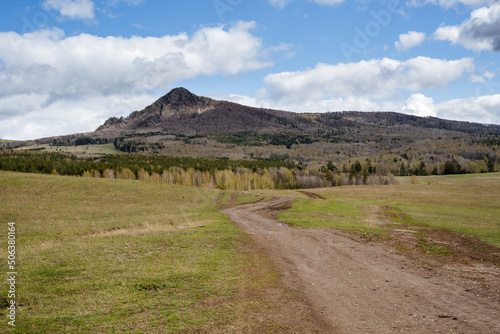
[0,171,284,333]
[0,171,499,333]
[14,143,121,155]
[279,173,500,246]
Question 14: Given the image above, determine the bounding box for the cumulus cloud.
[400,93,437,116]
[0,22,276,139]
[0,93,155,140]
[393,93,500,123]
[224,56,500,125]
[395,31,426,51]
[43,0,95,21]
[263,57,474,102]
[0,22,271,98]
[221,90,500,125]
[434,3,500,51]
[435,94,500,123]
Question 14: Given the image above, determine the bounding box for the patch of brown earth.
[223,197,500,333]
[298,191,327,200]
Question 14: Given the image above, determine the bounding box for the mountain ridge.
[95,87,500,136]
[3,88,499,174]
[95,87,310,135]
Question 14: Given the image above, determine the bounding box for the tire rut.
[223,197,500,333]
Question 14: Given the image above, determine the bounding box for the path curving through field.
[223,197,500,333]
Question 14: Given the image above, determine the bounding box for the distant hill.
[4,88,499,176]
[95,87,307,135]
[95,87,500,137]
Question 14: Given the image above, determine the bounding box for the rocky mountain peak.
[143,87,214,118]
[161,87,200,105]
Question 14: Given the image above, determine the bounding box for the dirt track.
[223,197,500,333]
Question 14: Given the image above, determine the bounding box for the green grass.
[1,171,499,332]
[279,173,500,246]
[0,172,279,333]
[15,143,121,155]
[278,195,369,232]
[416,237,454,255]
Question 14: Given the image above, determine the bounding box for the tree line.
[1,150,496,190]
[0,150,293,175]
[0,150,394,189]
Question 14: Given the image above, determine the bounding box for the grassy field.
[0,172,282,333]
[15,143,121,155]
[1,171,499,333]
[279,173,500,246]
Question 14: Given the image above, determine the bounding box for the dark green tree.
[486,158,495,173]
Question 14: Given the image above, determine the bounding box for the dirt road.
[223,197,500,333]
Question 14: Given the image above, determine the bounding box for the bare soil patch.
[298,191,327,200]
[223,197,500,333]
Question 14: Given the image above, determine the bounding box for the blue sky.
[1,0,499,140]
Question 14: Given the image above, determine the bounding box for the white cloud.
[263,57,474,102]
[310,0,346,6]
[395,31,426,51]
[435,94,500,123]
[400,93,437,117]
[218,56,500,125]
[470,73,487,83]
[484,71,496,79]
[220,90,500,125]
[218,92,385,114]
[266,0,293,8]
[266,0,345,8]
[395,93,500,123]
[0,22,271,97]
[408,0,494,9]
[107,0,143,6]
[43,0,95,21]
[468,69,496,83]
[434,3,500,51]
[0,22,276,139]
[0,93,155,140]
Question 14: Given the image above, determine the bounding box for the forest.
[0,149,497,190]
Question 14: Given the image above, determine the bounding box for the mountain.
[95,87,500,137]
[96,87,303,135]
[5,88,499,173]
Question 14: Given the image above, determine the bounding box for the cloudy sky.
[1,0,499,140]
